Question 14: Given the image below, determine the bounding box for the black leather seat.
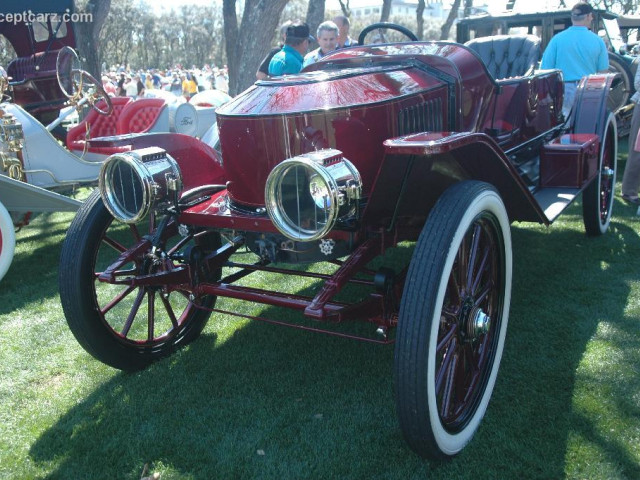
[465,34,541,80]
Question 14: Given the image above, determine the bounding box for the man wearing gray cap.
[540,2,609,117]
[268,23,314,76]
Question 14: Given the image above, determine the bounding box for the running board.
[0,174,82,212]
[533,187,580,223]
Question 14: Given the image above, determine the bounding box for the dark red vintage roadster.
[59,25,618,459]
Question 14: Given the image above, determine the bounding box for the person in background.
[333,15,357,48]
[116,73,126,96]
[102,75,116,96]
[621,67,640,204]
[124,76,138,98]
[215,69,229,93]
[144,71,153,91]
[268,23,314,76]
[257,21,292,80]
[151,70,162,89]
[182,72,197,100]
[540,2,608,117]
[136,75,145,98]
[303,21,339,68]
[192,73,200,93]
[170,73,182,96]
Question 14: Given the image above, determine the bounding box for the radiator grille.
[397,99,443,136]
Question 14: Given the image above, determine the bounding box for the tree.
[98,0,136,69]
[380,0,392,22]
[73,0,111,79]
[337,0,351,17]
[223,0,290,95]
[592,0,639,14]
[463,0,474,17]
[440,0,462,40]
[97,0,224,73]
[416,0,426,40]
[307,0,326,42]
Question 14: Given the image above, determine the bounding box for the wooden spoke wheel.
[582,113,617,236]
[59,191,220,370]
[394,181,512,459]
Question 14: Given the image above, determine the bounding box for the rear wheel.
[394,181,512,459]
[607,53,633,114]
[0,201,16,282]
[59,190,220,370]
[583,113,617,236]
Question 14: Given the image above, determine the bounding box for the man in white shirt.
[303,21,339,68]
[333,15,357,48]
[124,76,138,98]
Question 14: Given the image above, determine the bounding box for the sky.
[151,0,367,9]
[151,0,556,16]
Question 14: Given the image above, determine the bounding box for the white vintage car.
[0,46,226,281]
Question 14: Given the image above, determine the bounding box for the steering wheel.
[56,46,113,116]
[358,22,418,45]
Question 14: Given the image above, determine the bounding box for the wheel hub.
[139,248,167,277]
[461,302,490,341]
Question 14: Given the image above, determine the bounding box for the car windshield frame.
[457,9,620,52]
[0,0,76,57]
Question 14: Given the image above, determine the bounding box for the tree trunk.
[380,0,392,22]
[223,0,290,96]
[463,0,473,17]
[74,0,111,79]
[337,0,351,17]
[306,0,325,44]
[416,0,425,40]
[440,0,461,40]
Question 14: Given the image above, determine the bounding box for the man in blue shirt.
[268,23,314,76]
[541,2,609,117]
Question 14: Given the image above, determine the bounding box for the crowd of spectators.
[100,64,229,100]
[101,15,356,100]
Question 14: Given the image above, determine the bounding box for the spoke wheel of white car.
[0,201,16,282]
[394,181,512,459]
[607,54,633,114]
[582,113,617,236]
[59,190,220,371]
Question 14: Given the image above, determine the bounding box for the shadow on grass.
[0,212,72,315]
[490,217,640,478]
[27,214,640,479]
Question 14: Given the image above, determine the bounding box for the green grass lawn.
[1,156,639,479]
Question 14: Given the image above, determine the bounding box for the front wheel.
[0,201,16,282]
[59,190,220,370]
[394,181,512,459]
[582,112,617,236]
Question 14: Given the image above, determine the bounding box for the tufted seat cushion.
[116,98,166,134]
[7,51,59,81]
[66,96,132,153]
[464,34,541,81]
